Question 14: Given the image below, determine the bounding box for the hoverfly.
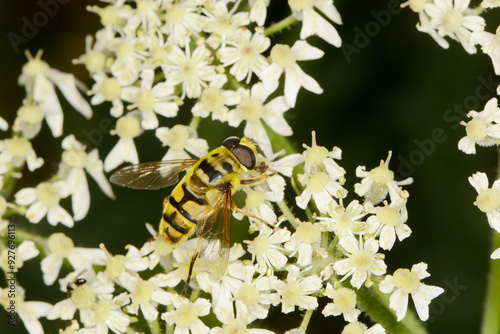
[110,136,273,296]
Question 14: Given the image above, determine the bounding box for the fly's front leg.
[240,171,277,186]
[231,203,276,231]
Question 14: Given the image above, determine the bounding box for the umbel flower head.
[0,1,450,333]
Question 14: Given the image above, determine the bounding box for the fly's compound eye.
[232,145,256,170]
[222,136,241,150]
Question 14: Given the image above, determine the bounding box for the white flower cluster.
[76,0,342,161]
[458,97,500,259]
[0,1,448,334]
[403,0,500,92]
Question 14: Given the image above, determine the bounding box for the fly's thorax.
[193,147,245,188]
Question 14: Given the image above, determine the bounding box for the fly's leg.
[181,235,203,297]
[239,171,276,186]
[232,204,276,231]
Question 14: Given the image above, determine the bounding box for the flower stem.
[480,230,500,334]
[356,285,428,334]
[299,309,314,332]
[277,200,297,228]
[189,116,201,131]
[264,14,297,36]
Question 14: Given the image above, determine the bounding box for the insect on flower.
[110,136,274,296]
[66,278,87,297]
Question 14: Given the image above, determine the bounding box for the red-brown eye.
[232,145,256,170]
[222,137,240,150]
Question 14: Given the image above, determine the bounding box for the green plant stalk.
[299,309,314,332]
[356,285,428,334]
[480,230,500,334]
[264,14,297,37]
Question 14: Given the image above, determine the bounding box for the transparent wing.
[110,160,198,190]
[198,190,232,280]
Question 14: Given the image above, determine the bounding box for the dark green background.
[0,1,498,333]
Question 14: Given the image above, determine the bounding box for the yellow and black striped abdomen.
[159,147,245,244]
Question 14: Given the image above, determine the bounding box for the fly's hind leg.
[231,203,276,231]
[181,235,203,297]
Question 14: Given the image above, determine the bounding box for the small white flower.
[354,151,413,204]
[163,44,215,99]
[342,322,386,334]
[15,181,73,227]
[274,265,322,313]
[0,240,39,272]
[472,26,500,75]
[18,50,92,137]
[249,0,270,26]
[322,283,361,322]
[219,30,270,83]
[0,286,52,334]
[334,234,387,289]
[469,171,500,232]
[0,116,7,131]
[318,200,366,237]
[203,1,250,48]
[120,271,173,321]
[161,0,204,47]
[88,72,124,117]
[100,243,150,281]
[491,247,500,259]
[156,125,209,160]
[261,40,324,107]
[104,112,143,172]
[480,0,500,8]
[39,233,105,285]
[302,131,345,180]
[228,82,291,157]
[0,136,44,173]
[296,171,345,214]
[121,69,179,129]
[233,263,280,322]
[211,318,275,334]
[236,187,278,225]
[366,200,412,250]
[12,100,44,139]
[245,225,290,274]
[458,98,500,154]
[288,0,342,47]
[47,271,114,324]
[284,220,321,267]
[379,263,444,321]
[161,295,211,334]
[59,135,115,221]
[191,74,239,122]
[424,0,485,54]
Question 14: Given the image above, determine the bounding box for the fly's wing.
[110,160,198,190]
[198,190,232,280]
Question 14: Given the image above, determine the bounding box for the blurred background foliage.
[0,1,499,333]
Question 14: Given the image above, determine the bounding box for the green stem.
[481,230,500,334]
[1,165,24,200]
[299,309,314,332]
[189,116,201,132]
[356,285,428,334]
[264,14,297,36]
[148,318,161,334]
[277,200,297,228]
